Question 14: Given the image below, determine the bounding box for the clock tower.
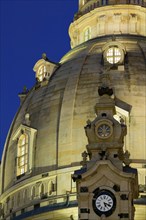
[73,87,139,220]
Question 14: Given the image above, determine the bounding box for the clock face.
[95,120,113,139]
[92,190,116,217]
[97,124,111,138]
[95,194,113,212]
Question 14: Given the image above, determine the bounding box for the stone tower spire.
[69,0,146,48]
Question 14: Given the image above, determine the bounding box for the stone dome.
[1,34,146,219]
[0,1,146,219]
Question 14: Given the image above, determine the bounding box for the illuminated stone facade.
[0,1,146,219]
[70,1,146,48]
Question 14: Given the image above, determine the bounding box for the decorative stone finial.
[42,53,49,61]
[80,151,88,167]
[22,86,29,94]
[118,149,131,166]
[99,150,109,160]
[123,150,131,166]
[98,86,113,96]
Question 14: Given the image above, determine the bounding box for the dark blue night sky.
[0,0,78,158]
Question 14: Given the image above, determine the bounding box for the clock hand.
[104,202,111,207]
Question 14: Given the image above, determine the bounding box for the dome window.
[102,42,126,67]
[33,54,60,84]
[106,47,122,64]
[17,133,28,176]
[37,65,47,82]
[12,124,37,179]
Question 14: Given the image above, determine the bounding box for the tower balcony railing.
[75,0,146,20]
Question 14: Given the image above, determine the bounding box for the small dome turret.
[33,53,60,83]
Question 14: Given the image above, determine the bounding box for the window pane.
[114,56,121,63]
[107,48,113,56]
[37,65,46,82]
[20,167,25,174]
[20,157,25,166]
[115,48,121,56]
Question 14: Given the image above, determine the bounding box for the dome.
[0,34,146,219]
[0,1,146,220]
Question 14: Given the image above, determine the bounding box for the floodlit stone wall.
[70,5,146,48]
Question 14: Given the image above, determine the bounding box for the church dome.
[0,1,146,220]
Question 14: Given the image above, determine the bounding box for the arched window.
[37,65,47,82]
[13,125,37,180]
[17,133,28,176]
[48,181,56,195]
[84,27,91,42]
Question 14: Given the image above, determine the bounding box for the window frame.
[106,46,122,64]
[102,42,126,66]
[17,133,29,176]
[12,124,37,180]
[37,65,47,82]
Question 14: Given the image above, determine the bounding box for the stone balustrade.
[75,0,146,20]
